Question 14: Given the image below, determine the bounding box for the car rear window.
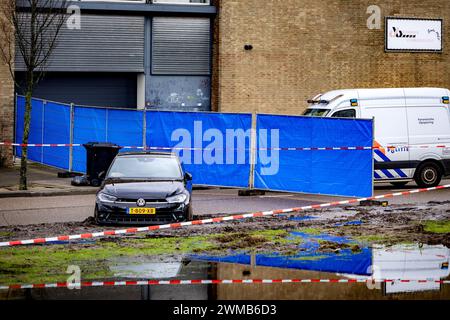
[107,156,182,179]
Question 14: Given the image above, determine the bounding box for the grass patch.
[0,231,13,238]
[251,229,305,246]
[423,220,450,234]
[353,234,386,243]
[295,227,323,235]
[214,229,298,249]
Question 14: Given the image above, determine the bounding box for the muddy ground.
[1,200,449,250]
[0,201,449,285]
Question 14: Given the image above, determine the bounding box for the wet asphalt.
[0,179,449,226]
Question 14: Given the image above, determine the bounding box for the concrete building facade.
[15,0,216,111]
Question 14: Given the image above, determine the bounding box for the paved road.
[0,179,449,226]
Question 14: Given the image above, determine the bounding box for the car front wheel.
[186,205,193,221]
[94,205,104,225]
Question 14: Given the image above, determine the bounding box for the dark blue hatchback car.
[94,152,193,225]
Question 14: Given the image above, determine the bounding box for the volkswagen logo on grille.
[136,198,146,207]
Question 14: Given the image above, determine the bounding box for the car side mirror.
[98,171,106,179]
[185,172,193,181]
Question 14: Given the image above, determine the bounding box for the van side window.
[331,109,356,118]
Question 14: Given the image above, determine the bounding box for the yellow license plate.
[127,208,156,215]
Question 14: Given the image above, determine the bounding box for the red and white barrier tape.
[0,142,82,147]
[1,142,449,151]
[1,278,449,290]
[1,184,449,248]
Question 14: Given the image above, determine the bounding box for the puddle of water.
[1,232,449,300]
[288,215,316,221]
[334,220,363,227]
[43,240,96,246]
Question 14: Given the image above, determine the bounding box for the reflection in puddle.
[193,232,373,276]
[372,244,449,294]
[110,262,182,279]
[1,231,449,300]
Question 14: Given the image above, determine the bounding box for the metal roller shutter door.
[15,15,145,73]
[152,17,211,75]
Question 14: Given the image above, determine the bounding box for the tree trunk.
[19,72,34,190]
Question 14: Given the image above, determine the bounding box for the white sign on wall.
[385,17,443,52]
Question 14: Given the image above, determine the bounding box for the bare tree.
[0,0,68,190]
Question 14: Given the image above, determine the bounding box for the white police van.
[304,88,450,187]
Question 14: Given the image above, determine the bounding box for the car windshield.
[303,108,330,117]
[107,156,183,180]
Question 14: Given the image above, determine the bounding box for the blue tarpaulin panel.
[72,106,107,173]
[42,102,71,170]
[254,114,373,197]
[107,109,143,154]
[146,111,252,188]
[15,97,44,163]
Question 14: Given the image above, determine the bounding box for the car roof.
[117,151,177,158]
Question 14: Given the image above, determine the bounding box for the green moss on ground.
[295,227,322,235]
[0,232,13,238]
[353,234,386,243]
[423,220,450,234]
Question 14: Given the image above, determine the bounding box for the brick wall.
[212,0,450,114]
[0,46,14,167]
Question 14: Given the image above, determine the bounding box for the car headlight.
[166,193,188,204]
[97,192,117,203]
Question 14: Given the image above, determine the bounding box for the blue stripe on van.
[374,149,408,178]
[394,169,408,178]
[381,169,394,178]
[374,149,391,162]
[374,171,382,179]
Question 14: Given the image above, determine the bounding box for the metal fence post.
[69,103,75,172]
[105,108,109,142]
[372,116,375,198]
[41,100,46,164]
[13,94,18,160]
[248,112,257,189]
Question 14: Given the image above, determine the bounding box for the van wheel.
[414,162,442,188]
[390,182,408,188]
[90,179,100,187]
